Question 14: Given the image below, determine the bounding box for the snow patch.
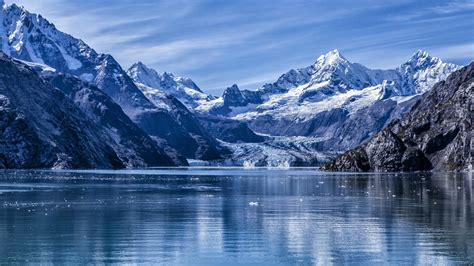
[79,73,94,82]
[24,42,44,64]
[55,44,82,70]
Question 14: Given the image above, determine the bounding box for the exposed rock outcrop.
[0,54,124,169]
[47,73,187,167]
[197,114,265,143]
[323,62,474,172]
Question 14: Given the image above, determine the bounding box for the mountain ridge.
[0,2,227,161]
[323,61,474,172]
[0,53,125,169]
[131,50,461,164]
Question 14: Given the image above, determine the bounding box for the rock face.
[0,3,225,161]
[134,93,229,160]
[323,62,474,172]
[197,114,265,143]
[0,54,125,169]
[127,62,213,110]
[47,73,186,167]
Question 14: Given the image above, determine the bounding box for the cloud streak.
[5,0,474,94]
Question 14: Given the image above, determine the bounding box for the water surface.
[0,169,472,264]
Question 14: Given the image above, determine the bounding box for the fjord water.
[0,169,472,265]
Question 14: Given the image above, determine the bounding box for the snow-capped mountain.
[324,62,474,172]
[130,49,460,165]
[200,50,460,151]
[201,49,459,119]
[0,53,125,169]
[127,62,214,110]
[0,1,226,161]
[0,0,464,167]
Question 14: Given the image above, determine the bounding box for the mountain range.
[130,49,461,165]
[0,2,225,162]
[323,62,473,172]
[0,1,469,169]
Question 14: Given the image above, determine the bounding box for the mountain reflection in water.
[0,169,472,264]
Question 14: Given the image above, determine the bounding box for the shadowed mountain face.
[47,73,187,167]
[197,114,265,144]
[0,54,125,169]
[0,3,226,161]
[324,62,474,172]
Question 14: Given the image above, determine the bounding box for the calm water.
[0,169,472,265]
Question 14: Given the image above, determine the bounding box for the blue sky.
[5,0,474,94]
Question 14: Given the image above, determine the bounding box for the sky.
[5,0,474,95]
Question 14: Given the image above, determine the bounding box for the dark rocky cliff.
[48,73,187,167]
[323,62,473,172]
[0,54,124,169]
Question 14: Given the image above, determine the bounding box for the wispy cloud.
[5,0,474,94]
[387,0,474,22]
[430,42,474,60]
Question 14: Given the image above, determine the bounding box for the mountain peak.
[222,84,247,106]
[130,61,151,72]
[411,50,431,60]
[133,61,147,68]
[129,61,159,77]
[315,49,347,66]
[328,49,342,57]
[404,50,444,69]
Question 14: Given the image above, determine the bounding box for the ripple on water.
[0,169,471,264]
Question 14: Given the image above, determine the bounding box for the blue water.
[0,169,472,265]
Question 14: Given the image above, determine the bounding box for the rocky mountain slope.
[128,62,214,110]
[45,72,186,167]
[128,64,264,143]
[323,62,473,172]
[200,50,459,152]
[0,2,225,161]
[130,51,460,166]
[0,53,127,169]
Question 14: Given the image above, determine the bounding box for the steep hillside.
[0,2,225,161]
[323,62,473,172]
[0,53,124,169]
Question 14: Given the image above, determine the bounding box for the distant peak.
[130,61,148,70]
[129,61,157,75]
[405,50,444,68]
[229,84,239,90]
[315,49,348,65]
[411,50,430,60]
[328,49,342,56]
[222,84,241,96]
[135,61,146,67]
